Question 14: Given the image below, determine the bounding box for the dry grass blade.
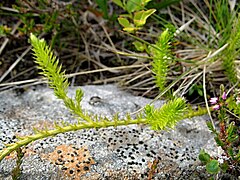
[203,64,215,129]
[0,64,146,92]
[0,46,32,83]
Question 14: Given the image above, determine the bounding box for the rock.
[0,85,218,179]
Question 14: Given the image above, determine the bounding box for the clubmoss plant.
[0,34,189,162]
[150,26,175,91]
[124,25,176,93]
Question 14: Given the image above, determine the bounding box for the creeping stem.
[0,118,146,161]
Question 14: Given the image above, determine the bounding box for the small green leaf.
[198,149,211,164]
[133,41,146,51]
[126,0,142,13]
[118,17,138,33]
[143,0,152,4]
[112,0,124,9]
[125,0,152,13]
[133,9,156,27]
[206,160,220,174]
[118,17,131,27]
[197,88,203,96]
[188,86,194,96]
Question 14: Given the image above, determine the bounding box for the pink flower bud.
[212,104,220,110]
[210,97,218,104]
[222,92,227,100]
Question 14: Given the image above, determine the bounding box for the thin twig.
[0,21,21,56]
[225,108,240,120]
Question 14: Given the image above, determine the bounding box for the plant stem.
[0,118,147,161]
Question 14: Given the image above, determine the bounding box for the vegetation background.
[0,0,239,178]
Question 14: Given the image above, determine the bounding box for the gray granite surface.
[0,85,221,179]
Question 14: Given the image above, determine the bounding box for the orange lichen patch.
[5,148,36,160]
[31,120,55,131]
[41,144,95,179]
[5,150,18,160]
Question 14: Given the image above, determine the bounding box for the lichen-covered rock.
[0,85,219,179]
